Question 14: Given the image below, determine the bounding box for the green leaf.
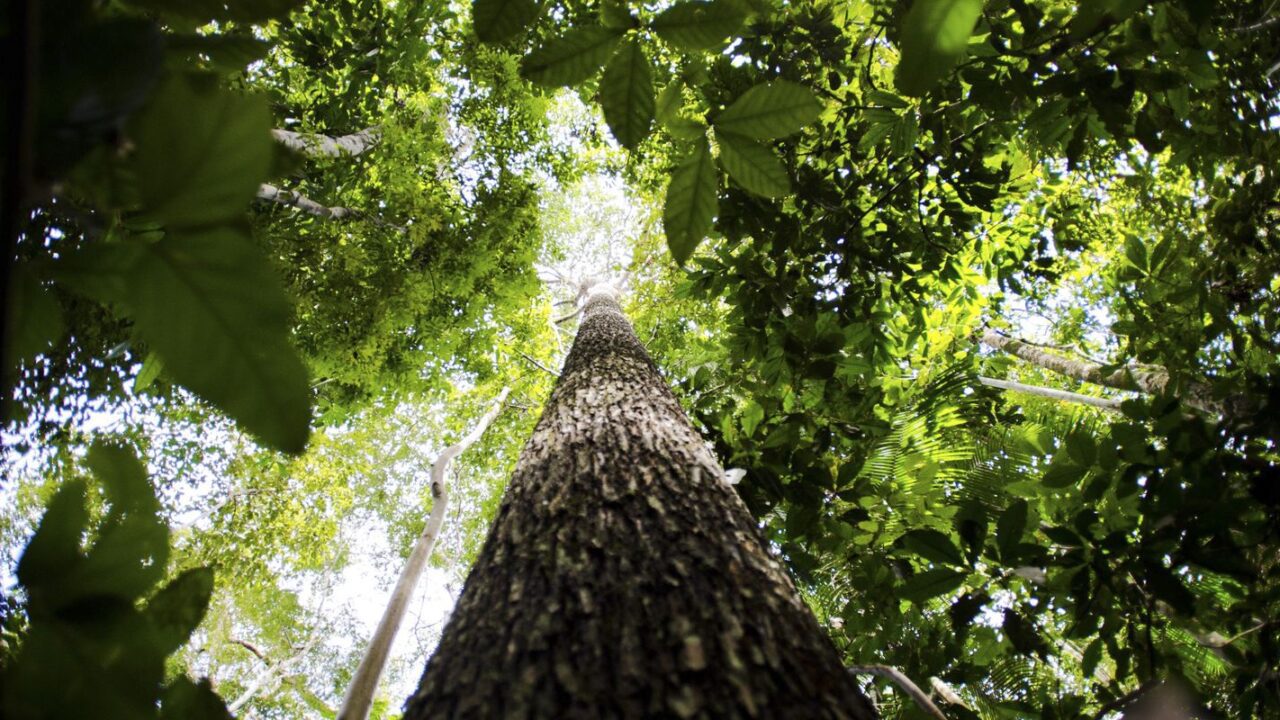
[900,568,967,603]
[131,73,273,229]
[656,80,685,124]
[127,0,302,22]
[997,499,1028,561]
[16,480,88,599]
[87,441,155,514]
[148,568,215,655]
[601,39,655,149]
[601,0,637,29]
[72,509,169,601]
[715,131,790,198]
[6,264,64,369]
[666,117,708,140]
[521,27,624,87]
[741,400,765,436]
[124,226,312,454]
[473,0,542,42]
[166,33,271,73]
[663,137,718,265]
[1042,462,1087,489]
[651,0,747,51]
[1065,431,1097,466]
[890,112,919,156]
[135,353,164,392]
[712,81,823,140]
[1082,638,1103,679]
[894,0,983,97]
[898,529,965,566]
[161,677,232,720]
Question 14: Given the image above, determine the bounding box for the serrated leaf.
[894,0,983,97]
[900,568,967,603]
[473,0,541,42]
[148,568,215,655]
[898,529,965,566]
[123,226,311,454]
[663,137,717,265]
[866,89,910,108]
[652,0,747,51]
[131,74,273,229]
[521,26,623,87]
[601,39,654,149]
[656,80,684,124]
[713,81,823,140]
[890,112,919,156]
[715,131,789,197]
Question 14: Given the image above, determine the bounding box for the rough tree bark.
[979,331,1250,419]
[404,285,874,719]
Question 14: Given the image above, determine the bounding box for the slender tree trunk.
[271,126,382,158]
[404,286,873,719]
[339,387,510,720]
[979,331,1245,419]
[976,376,1123,411]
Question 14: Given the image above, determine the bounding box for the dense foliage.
[4,0,1280,717]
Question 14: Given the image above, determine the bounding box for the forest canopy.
[2,0,1279,718]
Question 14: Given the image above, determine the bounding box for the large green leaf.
[714,131,789,198]
[125,227,312,454]
[651,0,747,51]
[601,39,655,150]
[6,264,64,370]
[900,568,968,603]
[16,480,88,604]
[161,678,232,720]
[894,0,982,97]
[521,27,624,87]
[131,74,273,229]
[898,529,965,566]
[712,81,822,140]
[127,0,302,22]
[472,0,542,42]
[148,568,216,655]
[663,137,718,265]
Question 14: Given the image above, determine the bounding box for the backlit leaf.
[521,27,624,87]
[473,0,541,42]
[894,0,982,97]
[601,39,655,149]
[652,0,747,51]
[663,137,718,264]
[713,81,822,140]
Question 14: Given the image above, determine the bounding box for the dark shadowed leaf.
[6,265,64,370]
[663,137,717,264]
[161,677,233,720]
[521,27,624,87]
[473,0,542,42]
[898,528,965,566]
[894,0,982,97]
[16,480,88,599]
[715,131,790,197]
[127,0,302,22]
[125,226,312,454]
[601,39,655,149]
[997,499,1028,561]
[900,568,967,603]
[131,74,273,229]
[713,81,822,140]
[148,568,216,655]
[652,0,747,51]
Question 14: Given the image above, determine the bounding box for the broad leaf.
[16,480,88,603]
[715,131,789,197]
[6,264,64,369]
[601,0,637,29]
[652,0,747,51]
[898,529,965,566]
[601,39,655,149]
[124,226,312,454]
[148,568,216,655]
[473,0,541,42]
[712,81,822,140]
[663,137,717,264]
[996,499,1028,561]
[161,677,233,720]
[127,0,302,22]
[900,568,967,603]
[894,0,982,97]
[521,27,624,87]
[87,441,155,514]
[132,74,273,229]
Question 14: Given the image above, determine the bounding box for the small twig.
[553,306,583,325]
[232,638,269,664]
[848,665,948,720]
[518,352,559,377]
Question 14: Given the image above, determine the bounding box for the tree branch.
[256,183,406,233]
[977,376,1124,411]
[272,126,382,158]
[338,388,511,720]
[519,352,559,377]
[848,665,949,720]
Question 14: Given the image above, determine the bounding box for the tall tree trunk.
[404,286,874,719]
[979,331,1247,419]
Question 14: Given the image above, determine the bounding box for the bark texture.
[979,331,1249,419]
[404,286,874,720]
[271,126,382,158]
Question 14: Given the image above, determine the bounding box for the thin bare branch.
[338,389,511,720]
[978,376,1124,411]
[256,183,406,233]
[519,352,559,377]
[848,665,949,720]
